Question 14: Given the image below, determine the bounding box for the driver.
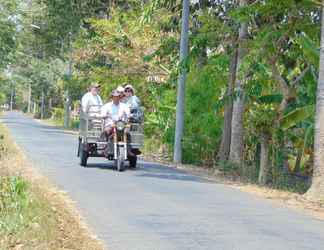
[101,89,130,137]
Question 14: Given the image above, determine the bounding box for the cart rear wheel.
[80,143,88,167]
[129,155,137,168]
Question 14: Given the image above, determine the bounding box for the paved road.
[1,112,324,250]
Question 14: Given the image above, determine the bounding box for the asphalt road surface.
[2,112,324,250]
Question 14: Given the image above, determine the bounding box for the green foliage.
[0,0,18,68]
[296,33,320,69]
[0,92,6,105]
[144,83,176,145]
[257,94,283,104]
[281,105,314,130]
[0,176,29,233]
[182,55,228,164]
[51,107,64,121]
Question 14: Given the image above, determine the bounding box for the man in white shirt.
[81,83,103,114]
[101,89,130,136]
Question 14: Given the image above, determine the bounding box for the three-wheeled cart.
[77,105,144,171]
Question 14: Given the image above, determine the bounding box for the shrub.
[51,108,64,121]
[0,176,29,233]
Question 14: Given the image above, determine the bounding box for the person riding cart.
[123,84,143,123]
[101,90,130,139]
[81,83,103,114]
[78,87,143,171]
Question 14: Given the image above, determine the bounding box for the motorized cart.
[77,105,144,171]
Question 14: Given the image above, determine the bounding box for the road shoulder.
[0,122,104,249]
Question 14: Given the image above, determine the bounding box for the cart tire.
[80,144,88,167]
[129,155,137,168]
[116,147,125,172]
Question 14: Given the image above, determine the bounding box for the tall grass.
[0,176,29,233]
[0,123,103,249]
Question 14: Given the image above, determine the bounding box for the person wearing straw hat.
[81,82,103,113]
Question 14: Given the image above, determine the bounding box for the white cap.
[116,85,125,93]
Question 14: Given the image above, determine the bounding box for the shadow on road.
[82,160,209,183]
[85,162,116,171]
[135,162,209,183]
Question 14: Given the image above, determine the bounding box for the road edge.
[0,119,105,249]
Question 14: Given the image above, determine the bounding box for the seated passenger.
[81,83,103,114]
[124,84,141,109]
[124,84,143,123]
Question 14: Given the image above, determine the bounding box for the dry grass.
[0,123,105,250]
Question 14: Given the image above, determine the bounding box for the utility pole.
[173,0,190,163]
[64,32,72,128]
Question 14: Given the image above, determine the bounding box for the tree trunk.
[48,97,52,113]
[41,88,45,119]
[217,50,238,161]
[173,0,190,163]
[64,91,71,128]
[294,148,303,173]
[33,101,36,114]
[229,0,248,164]
[27,84,31,113]
[306,5,324,201]
[195,0,208,68]
[269,60,290,113]
[258,133,269,185]
[10,83,14,111]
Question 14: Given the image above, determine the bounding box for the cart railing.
[129,123,144,148]
[79,105,104,140]
[79,105,144,148]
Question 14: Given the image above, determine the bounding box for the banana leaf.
[281,105,314,130]
[258,94,283,104]
[296,34,319,69]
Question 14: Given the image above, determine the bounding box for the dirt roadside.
[0,123,105,250]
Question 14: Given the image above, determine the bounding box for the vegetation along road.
[1,112,324,250]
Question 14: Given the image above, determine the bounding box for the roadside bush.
[0,176,29,233]
[51,107,64,121]
[33,112,41,119]
[71,118,80,129]
[0,135,5,159]
[181,57,226,165]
